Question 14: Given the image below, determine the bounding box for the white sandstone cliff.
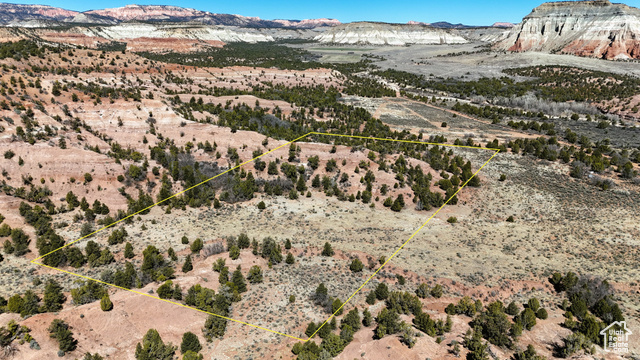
[495,0,640,60]
[314,22,468,45]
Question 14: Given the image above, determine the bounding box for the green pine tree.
[180,331,202,354]
[43,279,66,312]
[100,294,113,312]
[232,266,247,293]
[321,242,334,256]
[286,252,295,264]
[182,255,193,273]
[124,242,134,259]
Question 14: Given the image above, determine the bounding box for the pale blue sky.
[10,0,640,25]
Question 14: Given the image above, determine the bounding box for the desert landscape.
[0,0,638,359]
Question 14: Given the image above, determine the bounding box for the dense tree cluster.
[138,245,175,282]
[140,42,323,70]
[0,40,56,61]
[376,66,640,104]
[4,290,41,317]
[135,329,176,360]
[549,271,624,356]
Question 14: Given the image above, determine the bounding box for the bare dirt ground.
[0,45,638,360]
[356,43,640,80]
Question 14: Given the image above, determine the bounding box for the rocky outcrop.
[314,22,467,45]
[458,27,511,43]
[495,0,640,60]
[79,23,274,43]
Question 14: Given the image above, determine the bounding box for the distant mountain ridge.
[407,20,508,29]
[0,3,341,28]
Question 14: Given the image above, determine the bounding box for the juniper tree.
[135,329,176,360]
[527,298,540,312]
[320,333,344,357]
[247,265,263,284]
[237,233,250,248]
[305,322,317,337]
[9,228,30,256]
[100,294,113,312]
[231,266,247,293]
[229,245,240,260]
[167,247,178,261]
[21,290,40,316]
[314,283,329,304]
[64,247,87,269]
[391,194,405,212]
[180,332,202,354]
[321,242,334,257]
[218,267,229,285]
[124,242,134,259]
[212,258,226,272]
[202,315,227,341]
[48,319,77,353]
[43,279,66,312]
[83,353,105,360]
[341,308,361,331]
[190,238,203,254]
[260,237,282,264]
[362,308,373,327]
[431,284,443,298]
[173,284,182,301]
[332,298,344,316]
[6,294,24,314]
[251,239,259,255]
[182,255,193,273]
[349,258,363,272]
[366,291,376,305]
[157,281,175,299]
[317,322,331,338]
[286,252,295,264]
[416,283,430,298]
[182,351,202,360]
[506,301,520,316]
[520,308,537,331]
[375,283,389,300]
[374,308,402,339]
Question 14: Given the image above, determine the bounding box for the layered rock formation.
[0,3,340,29]
[314,22,467,45]
[272,18,341,28]
[458,27,511,43]
[0,3,115,26]
[496,0,640,60]
[80,23,275,43]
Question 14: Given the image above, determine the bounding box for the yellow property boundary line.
[31,132,500,342]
